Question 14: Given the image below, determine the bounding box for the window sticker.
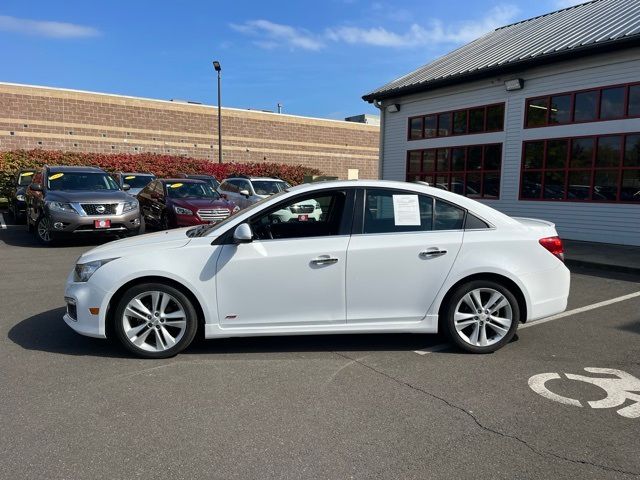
[21,172,34,177]
[168,183,183,188]
[48,173,64,180]
[125,175,136,180]
[392,194,421,226]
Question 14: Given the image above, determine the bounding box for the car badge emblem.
[96,205,105,214]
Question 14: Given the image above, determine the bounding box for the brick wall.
[0,83,380,179]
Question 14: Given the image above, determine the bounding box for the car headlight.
[232,205,240,214]
[174,206,193,215]
[123,200,138,213]
[16,194,26,201]
[46,201,77,214]
[73,258,117,282]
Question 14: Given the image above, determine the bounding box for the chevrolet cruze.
[64,180,570,358]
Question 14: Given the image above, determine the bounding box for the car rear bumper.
[522,261,571,321]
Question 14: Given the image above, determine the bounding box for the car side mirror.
[239,189,250,198]
[233,223,253,243]
[122,183,131,191]
[29,183,42,192]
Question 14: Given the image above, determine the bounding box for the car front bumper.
[63,274,108,338]
[50,208,141,235]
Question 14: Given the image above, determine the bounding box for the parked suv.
[112,172,156,196]
[25,166,141,244]
[219,175,290,209]
[8,169,37,222]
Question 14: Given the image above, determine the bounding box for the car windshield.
[166,182,219,199]
[252,180,289,195]
[187,188,288,238]
[18,172,36,186]
[47,172,120,191]
[123,174,155,188]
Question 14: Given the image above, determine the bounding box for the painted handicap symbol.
[528,367,640,419]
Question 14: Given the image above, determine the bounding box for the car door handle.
[311,255,339,265]
[419,248,447,258]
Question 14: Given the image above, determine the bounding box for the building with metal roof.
[366,0,640,246]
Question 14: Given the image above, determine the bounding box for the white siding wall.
[380,48,640,246]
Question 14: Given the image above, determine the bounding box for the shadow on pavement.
[0,223,114,249]
[8,307,451,358]
[8,307,129,358]
[569,264,640,283]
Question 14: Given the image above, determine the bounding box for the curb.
[565,258,640,276]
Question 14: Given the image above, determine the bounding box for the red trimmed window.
[408,103,504,140]
[520,133,640,203]
[406,144,502,199]
[525,82,640,128]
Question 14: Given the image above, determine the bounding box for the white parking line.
[0,213,6,229]
[413,290,640,355]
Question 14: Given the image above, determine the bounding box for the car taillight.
[539,236,564,262]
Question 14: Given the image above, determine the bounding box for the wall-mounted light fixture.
[387,103,401,113]
[504,78,524,91]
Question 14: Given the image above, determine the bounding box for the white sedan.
[64,180,570,358]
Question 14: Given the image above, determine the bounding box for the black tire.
[160,213,170,231]
[138,215,146,234]
[35,214,56,245]
[26,214,34,232]
[442,280,520,354]
[114,282,198,359]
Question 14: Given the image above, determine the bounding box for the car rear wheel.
[443,280,520,354]
[114,283,198,359]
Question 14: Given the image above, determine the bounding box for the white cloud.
[232,5,520,51]
[0,15,100,38]
[230,19,324,51]
[326,5,520,47]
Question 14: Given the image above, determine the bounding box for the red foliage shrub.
[0,149,322,198]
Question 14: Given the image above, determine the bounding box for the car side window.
[222,180,239,193]
[250,190,347,240]
[236,179,251,193]
[363,189,434,234]
[434,199,465,230]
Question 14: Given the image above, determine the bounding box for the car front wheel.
[114,283,198,358]
[443,280,520,354]
[35,215,55,245]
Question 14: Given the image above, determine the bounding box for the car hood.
[15,186,28,196]
[170,198,235,210]
[126,187,144,196]
[45,190,132,203]
[79,228,192,263]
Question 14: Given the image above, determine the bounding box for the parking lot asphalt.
[1,212,639,480]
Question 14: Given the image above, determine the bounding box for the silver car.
[25,166,141,245]
[219,176,290,209]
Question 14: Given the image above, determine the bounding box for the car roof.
[160,178,207,184]
[225,176,284,181]
[47,166,106,173]
[185,174,215,179]
[121,172,154,176]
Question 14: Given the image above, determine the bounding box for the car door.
[220,180,242,207]
[137,183,153,221]
[215,188,354,327]
[346,188,464,324]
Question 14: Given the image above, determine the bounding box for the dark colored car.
[112,172,156,196]
[25,166,142,245]
[137,178,239,230]
[8,169,37,222]
[175,174,220,191]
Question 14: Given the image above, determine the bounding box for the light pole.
[212,60,222,164]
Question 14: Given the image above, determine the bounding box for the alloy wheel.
[453,288,513,347]
[37,216,52,242]
[121,291,187,352]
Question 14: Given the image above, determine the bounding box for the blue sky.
[0,0,584,119]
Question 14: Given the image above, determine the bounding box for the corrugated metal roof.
[363,0,640,102]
